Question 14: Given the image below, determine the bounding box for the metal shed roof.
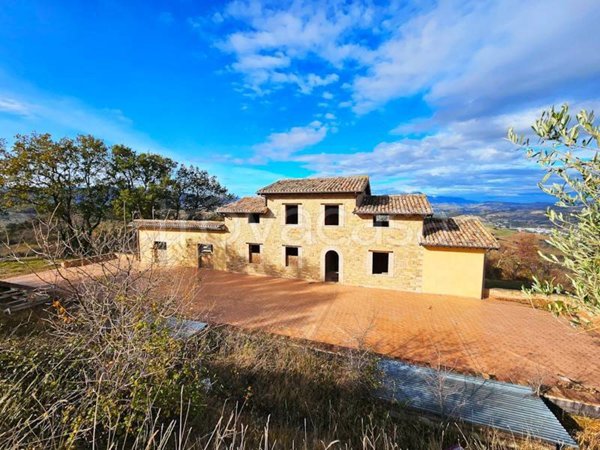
[375,359,577,448]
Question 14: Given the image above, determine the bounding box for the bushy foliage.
[0,133,234,254]
[0,271,206,448]
[485,232,569,287]
[509,104,600,323]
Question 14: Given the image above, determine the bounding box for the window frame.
[284,245,300,267]
[153,241,167,251]
[248,243,261,264]
[284,204,300,225]
[371,251,392,276]
[323,204,340,226]
[199,243,213,254]
[373,214,390,228]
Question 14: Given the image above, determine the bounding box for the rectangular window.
[324,205,340,226]
[248,213,260,224]
[199,244,213,253]
[373,214,390,227]
[249,244,261,264]
[285,246,299,267]
[372,252,390,274]
[285,204,299,225]
[153,241,167,250]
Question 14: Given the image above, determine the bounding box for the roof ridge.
[257,174,370,195]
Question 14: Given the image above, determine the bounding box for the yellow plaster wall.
[422,247,486,298]
[138,228,227,270]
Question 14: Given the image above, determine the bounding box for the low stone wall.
[485,287,565,308]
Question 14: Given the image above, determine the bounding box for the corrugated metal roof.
[376,359,577,448]
[165,317,208,339]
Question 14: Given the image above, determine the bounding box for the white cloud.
[352,0,600,116]
[0,76,170,157]
[322,91,334,100]
[285,100,600,198]
[214,0,375,94]
[210,0,600,119]
[0,98,32,117]
[251,121,328,163]
[232,53,290,71]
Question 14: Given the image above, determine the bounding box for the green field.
[0,258,52,278]
[487,225,517,239]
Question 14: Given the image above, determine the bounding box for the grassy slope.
[0,258,51,278]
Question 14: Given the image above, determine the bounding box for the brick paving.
[5,265,600,400]
[182,269,600,397]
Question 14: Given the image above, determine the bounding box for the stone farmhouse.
[134,175,499,298]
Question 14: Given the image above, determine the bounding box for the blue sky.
[1,0,599,202]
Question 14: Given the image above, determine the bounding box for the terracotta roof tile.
[133,219,226,231]
[257,175,370,195]
[354,194,433,216]
[421,216,499,249]
[216,196,268,214]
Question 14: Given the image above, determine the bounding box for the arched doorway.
[324,250,339,282]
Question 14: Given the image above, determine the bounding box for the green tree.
[508,104,600,323]
[0,133,112,252]
[169,165,234,219]
[110,145,176,219]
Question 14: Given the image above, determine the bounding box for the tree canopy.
[0,132,235,251]
[509,104,600,324]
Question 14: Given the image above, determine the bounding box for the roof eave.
[353,210,433,216]
[217,208,268,215]
[419,242,499,250]
[257,189,364,195]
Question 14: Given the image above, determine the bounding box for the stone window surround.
[248,242,262,264]
[283,203,302,226]
[282,245,302,268]
[372,214,390,228]
[321,202,344,227]
[369,250,394,277]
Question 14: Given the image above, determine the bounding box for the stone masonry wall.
[137,194,425,292]
[223,193,425,292]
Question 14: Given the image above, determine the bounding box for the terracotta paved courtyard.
[181,269,600,398]
[4,265,600,400]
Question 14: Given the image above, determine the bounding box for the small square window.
[153,241,167,250]
[324,205,340,226]
[372,252,389,274]
[285,205,299,225]
[248,213,260,224]
[199,244,213,253]
[249,244,261,264]
[373,215,389,227]
[285,246,299,267]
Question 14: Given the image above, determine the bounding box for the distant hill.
[429,197,555,230]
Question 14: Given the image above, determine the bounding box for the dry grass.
[0,217,589,449]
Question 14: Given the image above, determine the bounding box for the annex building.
[135,175,499,298]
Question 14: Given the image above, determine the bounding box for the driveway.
[183,269,600,401]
